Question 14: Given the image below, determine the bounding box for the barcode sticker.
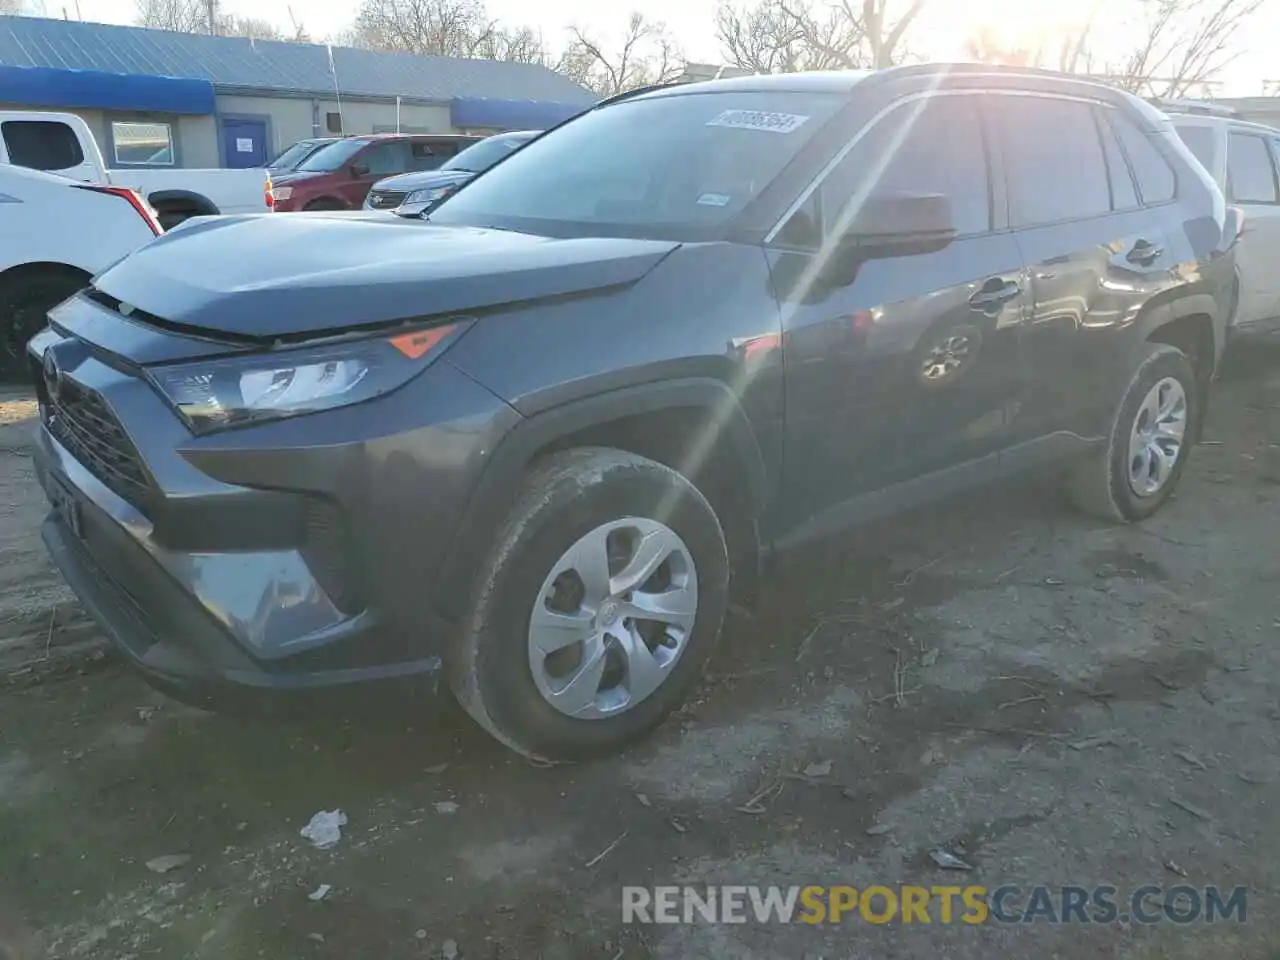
[707,110,810,134]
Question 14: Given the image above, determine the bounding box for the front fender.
[432,375,769,620]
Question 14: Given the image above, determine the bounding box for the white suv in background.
[1167,106,1280,340]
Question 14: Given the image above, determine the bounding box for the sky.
[46,0,1280,95]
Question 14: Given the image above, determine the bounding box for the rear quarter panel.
[116,168,270,215]
[0,173,156,275]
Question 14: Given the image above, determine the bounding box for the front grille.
[367,190,407,209]
[35,368,153,509]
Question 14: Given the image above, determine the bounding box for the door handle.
[1126,240,1164,265]
[968,279,1022,311]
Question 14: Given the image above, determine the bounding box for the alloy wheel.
[527,517,698,719]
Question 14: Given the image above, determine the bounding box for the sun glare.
[931,0,1102,64]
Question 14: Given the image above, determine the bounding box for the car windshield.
[296,139,368,172]
[428,91,845,240]
[269,140,322,170]
[441,134,536,173]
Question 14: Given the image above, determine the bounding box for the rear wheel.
[304,198,345,212]
[0,268,88,383]
[450,448,729,760]
[1066,342,1198,522]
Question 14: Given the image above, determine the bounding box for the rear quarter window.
[1110,112,1176,204]
[1,120,84,171]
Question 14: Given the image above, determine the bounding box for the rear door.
[997,93,1179,449]
[1225,127,1280,330]
[221,118,268,169]
[773,91,1027,535]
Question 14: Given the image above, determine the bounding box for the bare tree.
[716,0,928,74]
[565,12,683,96]
[1111,0,1265,96]
[134,0,209,33]
[222,14,284,40]
[349,0,501,57]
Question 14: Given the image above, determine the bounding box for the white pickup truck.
[0,110,271,229]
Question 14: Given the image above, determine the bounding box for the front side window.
[998,96,1111,227]
[111,121,174,165]
[1110,112,1176,204]
[2,120,85,171]
[361,141,409,176]
[429,90,848,241]
[1227,132,1278,203]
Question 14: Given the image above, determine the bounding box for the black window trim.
[1091,105,1140,213]
[1100,104,1180,209]
[767,87,1136,244]
[1226,129,1280,207]
[764,89,997,252]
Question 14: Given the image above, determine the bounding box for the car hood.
[371,169,474,193]
[94,213,679,340]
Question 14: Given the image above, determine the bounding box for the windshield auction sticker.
[707,110,810,134]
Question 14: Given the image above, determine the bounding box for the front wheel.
[1065,342,1198,522]
[0,269,88,382]
[450,447,729,761]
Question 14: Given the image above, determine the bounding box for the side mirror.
[350,163,370,179]
[837,192,957,260]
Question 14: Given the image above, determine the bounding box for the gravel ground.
[0,344,1278,960]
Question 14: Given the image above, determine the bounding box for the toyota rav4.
[29,65,1238,760]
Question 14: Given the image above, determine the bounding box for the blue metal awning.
[450,97,590,131]
[0,65,215,114]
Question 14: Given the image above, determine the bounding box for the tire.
[1065,342,1199,522]
[0,268,87,383]
[304,198,345,212]
[450,447,730,761]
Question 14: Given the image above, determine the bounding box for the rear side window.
[1174,125,1217,173]
[782,94,990,247]
[1,120,84,171]
[1109,113,1175,204]
[1227,132,1279,204]
[1095,111,1140,211]
[998,96,1111,227]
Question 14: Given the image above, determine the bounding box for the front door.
[343,140,413,206]
[773,92,1027,539]
[222,119,267,169]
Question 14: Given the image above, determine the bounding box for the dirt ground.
[2,345,1280,960]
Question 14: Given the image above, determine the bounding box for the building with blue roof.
[0,15,595,169]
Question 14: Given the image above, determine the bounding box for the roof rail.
[1148,97,1237,118]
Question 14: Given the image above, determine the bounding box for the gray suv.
[29,64,1237,760]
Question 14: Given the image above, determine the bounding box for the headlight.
[148,322,468,434]
[403,186,454,206]
[273,186,294,201]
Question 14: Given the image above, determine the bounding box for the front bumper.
[29,295,520,701]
